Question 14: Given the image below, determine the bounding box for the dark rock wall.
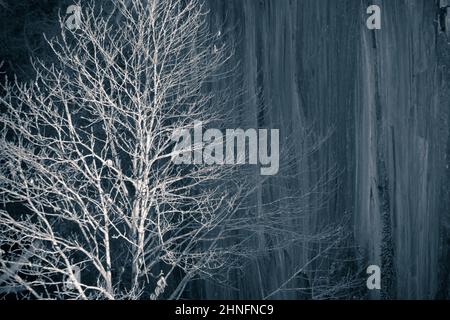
[205,0,448,299]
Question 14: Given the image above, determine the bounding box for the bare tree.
[0,0,365,301]
[0,0,252,299]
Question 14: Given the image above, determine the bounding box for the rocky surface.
[205,0,449,299]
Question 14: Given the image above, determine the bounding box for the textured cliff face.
[0,0,447,300]
[205,0,448,299]
[358,0,446,299]
[359,0,447,299]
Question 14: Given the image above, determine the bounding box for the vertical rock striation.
[204,0,447,299]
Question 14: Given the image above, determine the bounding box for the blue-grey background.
[1,0,449,299]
